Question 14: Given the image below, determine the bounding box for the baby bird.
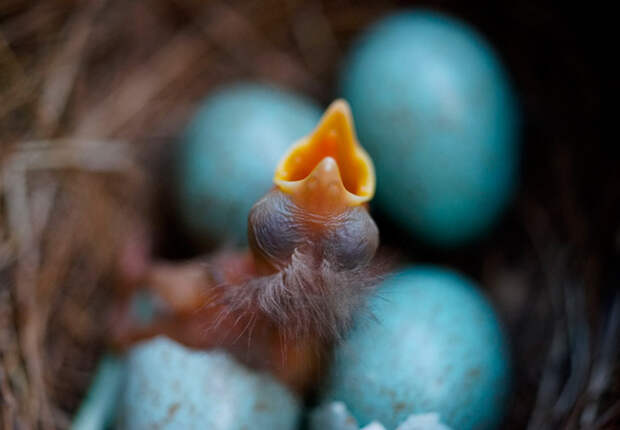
[112,100,379,393]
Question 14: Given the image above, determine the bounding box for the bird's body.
[112,100,379,394]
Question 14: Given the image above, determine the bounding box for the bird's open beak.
[274,100,375,215]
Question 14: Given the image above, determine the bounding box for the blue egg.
[176,83,322,245]
[322,267,511,430]
[119,337,300,429]
[341,11,519,246]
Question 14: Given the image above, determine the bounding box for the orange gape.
[111,100,379,395]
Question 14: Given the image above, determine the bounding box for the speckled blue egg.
[341,11,519,246]
[322,267,511,430]
[176,83,322,245]
[119,336,300,429]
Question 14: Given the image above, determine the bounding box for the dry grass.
[0,1,613,429]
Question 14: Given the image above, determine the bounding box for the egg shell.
[119,336,300,430]
[341,11,519,246]
[310,402,453,430]
[71,355,124,430]
[322,266,511,430]
[176,83,322,245]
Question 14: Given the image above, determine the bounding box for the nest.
[0,0,613,429]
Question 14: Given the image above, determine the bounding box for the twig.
[581,293,620,426]
[0,33,39,121]
[553,279,590,416]
[176,1,323,96]
[74,30,208,137]
[0,139,135,428]
[523,211,569,430]
[3,140,134,173]
[37,0,106,135]
[592,400,620,430]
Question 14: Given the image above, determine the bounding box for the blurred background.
[0,0,612,429]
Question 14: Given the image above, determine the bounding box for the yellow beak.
[273,100,375,214]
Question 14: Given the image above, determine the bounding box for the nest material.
[0,1,613,429]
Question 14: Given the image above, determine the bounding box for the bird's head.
[248,100,378,275]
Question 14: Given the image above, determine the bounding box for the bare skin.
[109,100,380,395]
